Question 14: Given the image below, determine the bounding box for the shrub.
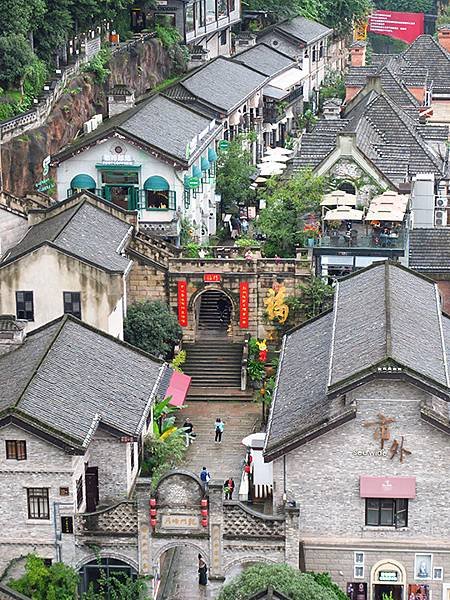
[82,47,111,84]
[124,300,182,359]
[217,563,341,600]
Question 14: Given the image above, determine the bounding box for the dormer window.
[6,440,27,460]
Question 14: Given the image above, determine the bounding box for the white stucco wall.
[0,208,28,258]
[0,246,126,337]
[55,136,219,240]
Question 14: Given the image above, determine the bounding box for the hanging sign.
[177,281,188,327]
[218,140,230,151]
[204,274,221,282]
[240,282,249,329]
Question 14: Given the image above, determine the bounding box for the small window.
[354,565,364,579]
[312,45,317,62]
[365,498,408,527]
[76,476,83,509]
[43,559,52,567]
[319,41,324,59]
[6,440,27,460]
[27,488,50,520]
[354,552,364,564]
[63,292,82,319]
[61,516,74,534]
[59,487,70,496]
[130,443,135,471]
[220,29,227,46]
[16,291,34,321]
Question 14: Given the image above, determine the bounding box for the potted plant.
[303,224,320,247]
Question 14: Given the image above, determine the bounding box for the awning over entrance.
[360,476,416,499]
[166,371,191,407]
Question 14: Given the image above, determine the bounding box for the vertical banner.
[177,281,188,327]
[240,282,249,329]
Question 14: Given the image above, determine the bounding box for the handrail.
[241,332,251,391]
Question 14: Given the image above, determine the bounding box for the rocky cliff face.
[2,39,171,196]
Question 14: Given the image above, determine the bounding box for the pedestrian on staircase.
[224,477,235,500]
[200,466,211,492]
[214,417,224,443]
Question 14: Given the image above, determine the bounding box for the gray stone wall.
[88,429,130,505]
[271,378,450,598]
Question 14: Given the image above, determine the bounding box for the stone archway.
[77,553,139,596]
[370,559,407,600]
[189,285,237,340]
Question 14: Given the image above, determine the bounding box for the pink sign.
[360,475,416,498]
[368,10,424,44]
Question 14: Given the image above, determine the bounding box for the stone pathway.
[158,400,261,600]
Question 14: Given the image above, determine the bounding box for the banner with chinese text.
[177,281,188,327]
[368,10,424,44]
[239,282,249,329]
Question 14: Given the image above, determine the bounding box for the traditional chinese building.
[264,261,450,600]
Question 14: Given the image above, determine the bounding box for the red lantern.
[201,498,208,508]
[201,517,208,527]
[150,498,156,508]
[150,518,157,528]
[201,508,208,517]
[150,508,157,517]
[258,349,267,362]
[244,465,251,473]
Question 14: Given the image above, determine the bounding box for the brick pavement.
[158,401,261,599]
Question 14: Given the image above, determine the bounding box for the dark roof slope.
[275,16,332,44]
[178,57,267,113]
[402,34,450,95]
[2,200,131,273]
[53,94,221,165]
[233,43,294,77]
[409,228,450,273]
[265,262,450,458]
[0,316,166,447]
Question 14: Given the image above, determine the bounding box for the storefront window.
[217,0,227,18]
[186,3,195,32]
[205,0,216,23]
[365,498,408,527]
[101,171,139,185]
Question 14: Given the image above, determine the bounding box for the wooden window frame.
[16,291,34,321]
[365,498,408,527]
[6,440,27,460]
[27,487,50,520]
[63,292,82,319]
[76,476,84,509]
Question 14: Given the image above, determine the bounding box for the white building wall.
[0,208,28,258]
[0,247,125,337]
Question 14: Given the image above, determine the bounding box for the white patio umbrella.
[260,154,291,162]
[257,162,286,176]
[323,206,364,221]
[264,146,293,156]
[321,190,357,207]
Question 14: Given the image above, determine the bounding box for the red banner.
[240,282,249,329]
[368,10,424,44]
[177,281,188,327]
[204,273,222,282]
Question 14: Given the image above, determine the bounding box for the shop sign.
[240,281,249,328]
[346,582,367,600]
[218,140,230,151]
[177,281,188,327]
[120,436,134,443]
[35,178,55,193]
[363,413,411,463]
[187,176,200,189]
[161,515,199,529]
[204,273,221,282]
[378,571,398,582]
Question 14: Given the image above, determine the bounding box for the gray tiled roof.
[53,94,221,165]
[275,16,332,44]
[178,57,267,113]
[292,90,445,186]
[0,316,166,446]
[2,200,131,273]
[233,43,295,77]
[265,262,450,456]
[402,35,450,95]
[409,229,450,272]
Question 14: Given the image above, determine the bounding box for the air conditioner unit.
[436,196,448,208]
[83,120,93,134]
[435,209,448,227]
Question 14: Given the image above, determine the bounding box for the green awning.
[144,176,170,191]
[208,148,218,162]
[201,156,211,171]
[70,174,96,189]
[192,165,202,179]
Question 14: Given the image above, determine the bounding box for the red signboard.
[177,281,188,327]
[204,273,222,282]
[240,282,249,329]
[368,10,424,44]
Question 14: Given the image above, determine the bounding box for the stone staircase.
[183,340,243,391]
[197,289,230,336]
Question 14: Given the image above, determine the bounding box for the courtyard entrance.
[196,289,232,338]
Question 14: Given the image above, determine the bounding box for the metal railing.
[317,232,406,250]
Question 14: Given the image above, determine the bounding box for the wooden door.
[85,466,99,513]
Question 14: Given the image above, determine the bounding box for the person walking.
[214,418,224,443]
[200,466,211,492]
[198,554,208,586]
[224,477,235,500]
[183,417,193,447]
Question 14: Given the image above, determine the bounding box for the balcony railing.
[316,232,406,250]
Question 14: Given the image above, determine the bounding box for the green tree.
[0,34,35,89]
[217,563,341,600]
[216,135,257,213]
[124,300,182,359]
[437,4,450,28]
[0,0,45,37]
[33,0,74,64]
[257,169,325,257]
[373,0,433,12]
[296,276,335,320]
[8,555,79,600]
[319,0,372,36]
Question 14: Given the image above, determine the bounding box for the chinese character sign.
[353,19,368,41]
[363,413,396,449]
[204,274,222,282]
[240,282,249,328]
[368,10,424,44]
[177,281,188,327]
